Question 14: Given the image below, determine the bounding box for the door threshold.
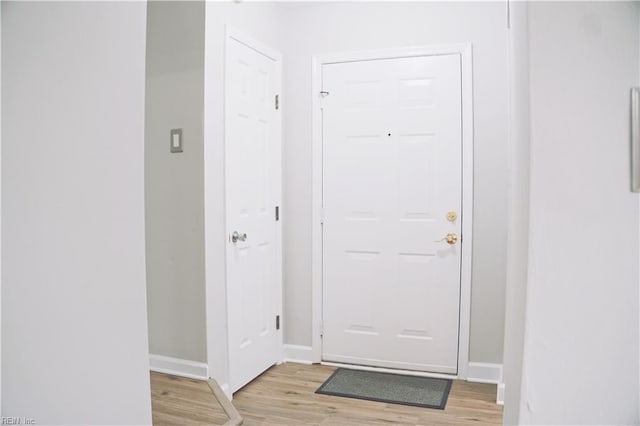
[320,361,459,381]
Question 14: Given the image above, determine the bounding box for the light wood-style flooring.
[151,363,503,425]
[151,371,230,425]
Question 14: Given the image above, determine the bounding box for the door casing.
[311,44,474,379]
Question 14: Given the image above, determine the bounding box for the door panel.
[226,36,280,392]
[322,54,462,373]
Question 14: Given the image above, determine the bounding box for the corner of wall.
[501,0,531,423]
[0,1,3,415]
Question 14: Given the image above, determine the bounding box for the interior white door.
[322,54,463,374]
[225,34,281,392]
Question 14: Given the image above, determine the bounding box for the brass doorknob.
[435,233,458,245]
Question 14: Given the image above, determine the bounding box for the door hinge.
[319,319,324,336]
[275,94,280,110]
[275,205,280,221]
[276,315,281,330]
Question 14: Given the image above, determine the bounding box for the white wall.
[0,2,3,415]
[517,2,639,424]
[204,1,286,390]
[281,1,510,363]
[146,1,207,364]
[2,2,152,424]
[502,1,530,422]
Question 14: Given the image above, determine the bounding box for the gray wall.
[516,2,639,423]
[145,1,207,362]
[281,2,509,363]
[2,2,152,423]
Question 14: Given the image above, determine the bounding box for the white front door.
[225,32,281,392]
[321,54,463,374]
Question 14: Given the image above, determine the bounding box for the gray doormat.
[315,368,452,410]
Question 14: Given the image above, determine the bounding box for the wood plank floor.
[151,363,503,425]
[151,372,229,425]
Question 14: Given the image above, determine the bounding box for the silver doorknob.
[231,231,247,243]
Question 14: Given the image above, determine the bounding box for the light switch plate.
[170,128,183,153]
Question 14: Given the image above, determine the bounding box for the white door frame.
[206,25,283,398]
[311,44,474,379]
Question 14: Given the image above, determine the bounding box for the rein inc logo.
[2,418,35,425]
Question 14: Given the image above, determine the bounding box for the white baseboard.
[466,362,503,384]
[219,382,233,401]
[283,344,314,364]
[149,354,209,380]
[496,382,505,406]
